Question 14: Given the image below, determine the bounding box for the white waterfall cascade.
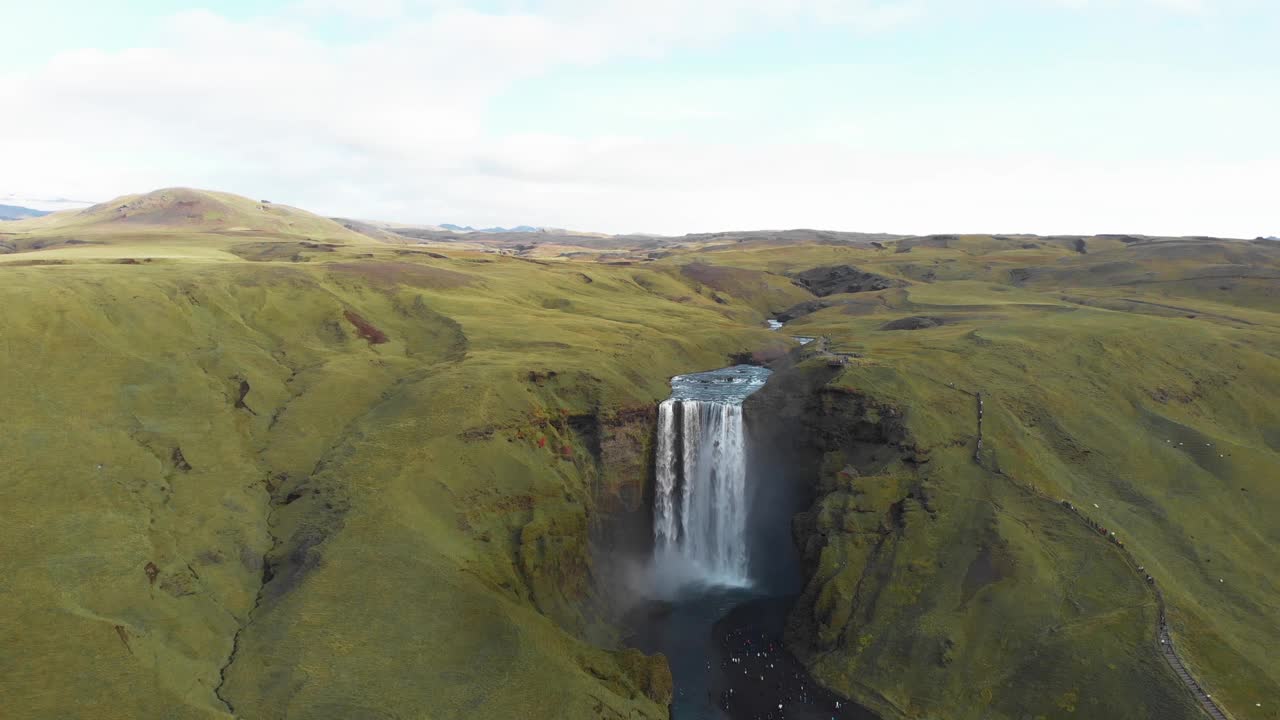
[652,365,770,590]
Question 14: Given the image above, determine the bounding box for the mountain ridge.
[1,187,377,250]
[0,203,51,221]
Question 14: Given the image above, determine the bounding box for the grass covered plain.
[1,191,1277,719]
[767,236,1280,719]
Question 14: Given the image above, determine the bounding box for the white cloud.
[0,0,1274,236]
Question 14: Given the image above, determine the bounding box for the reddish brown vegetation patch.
[101,190,228,226]
[680,262,759,294]
[344,310,389,344]
[328,261,473,289]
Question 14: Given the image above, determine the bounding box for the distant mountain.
[2,188,376,248]
[0,204,51,221]
[1,194,96,213]
[440,223,541,233]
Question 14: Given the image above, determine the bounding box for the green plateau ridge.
[1,189,1277,719]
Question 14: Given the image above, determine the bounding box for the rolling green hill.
[1,191,1276,719]
[0,188,377,257]
[721,235,1280,719]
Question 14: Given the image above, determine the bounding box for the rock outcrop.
[791,265,904,297]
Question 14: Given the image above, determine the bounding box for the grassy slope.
[0,218,792,718]
[0,188,378,254]
[1,199,1275,720]
[774,236,1280,719]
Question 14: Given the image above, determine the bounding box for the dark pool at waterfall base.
[627,591,878,720]
[627,364,880,720]
[713,596,879,720]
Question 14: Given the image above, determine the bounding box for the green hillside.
[1,193,1276,719]
[0,188,378,256]
[744,236,1280,719]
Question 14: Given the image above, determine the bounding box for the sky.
[1,0,1276,236]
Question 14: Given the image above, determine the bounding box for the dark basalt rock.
[878,316,945,331]
[791,265,903,297]
[775,299,829,323]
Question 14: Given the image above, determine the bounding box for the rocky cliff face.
[746,356,1201,720]
[454,397,673,708]
[743,359,926,654]
[783,384,934,673]
[591,406,659,555]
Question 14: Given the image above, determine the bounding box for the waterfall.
[653,365,769,589]
[654,400,679,547]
